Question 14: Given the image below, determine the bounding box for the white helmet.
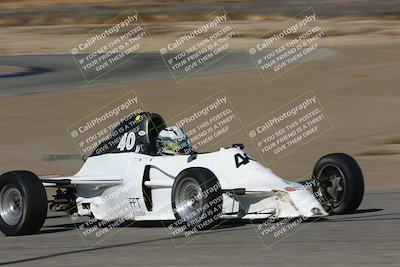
[156,126,193,155]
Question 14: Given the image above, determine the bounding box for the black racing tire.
[0,171,48,236]
[171,168,222,231]
[313,153,364,215]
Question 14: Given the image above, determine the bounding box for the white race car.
[0,112,364,236]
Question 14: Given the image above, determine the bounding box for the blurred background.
[0,0,400,187]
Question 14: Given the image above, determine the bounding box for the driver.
[156,126,194,155]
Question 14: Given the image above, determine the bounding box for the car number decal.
[234,153,253,168]
[117,132,136,151]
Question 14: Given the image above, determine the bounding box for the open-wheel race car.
[0,112,364,236]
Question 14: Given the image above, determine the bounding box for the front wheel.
[313,153,364,215]
[0,171,48,236]
[171,168,222,231]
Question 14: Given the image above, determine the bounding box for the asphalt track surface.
[0,50,334,98]
[0,187,398,267]
[0,50,398,266]
[0,52,254,97]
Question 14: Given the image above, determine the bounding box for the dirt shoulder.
[1,19,400,55]
[0,42,399,187]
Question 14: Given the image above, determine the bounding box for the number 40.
[117,132,136,151]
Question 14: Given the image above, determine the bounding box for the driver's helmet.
[156,126,193,155]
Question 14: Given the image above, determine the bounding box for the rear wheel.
[0,171,48,236]
[172,168,222,231]
[313,153,364,214]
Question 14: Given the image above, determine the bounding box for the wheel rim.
[0,185,23,226]
[317,164,346,209]
[174,177,203,222]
